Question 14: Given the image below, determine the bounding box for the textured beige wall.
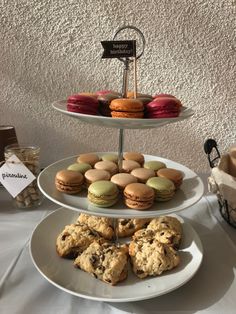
[0,0,235,173]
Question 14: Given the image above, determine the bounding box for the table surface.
[1,174,236,314]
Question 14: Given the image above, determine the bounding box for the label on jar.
[0,154,36,197]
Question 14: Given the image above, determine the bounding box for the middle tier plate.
[38,153,204,218]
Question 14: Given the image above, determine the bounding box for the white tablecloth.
[1,178,236,314]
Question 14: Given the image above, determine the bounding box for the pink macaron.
[67,94,99,115]
[145,96,182,119]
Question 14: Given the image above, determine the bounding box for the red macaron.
[145,95,182,119]
[67,94,99,115]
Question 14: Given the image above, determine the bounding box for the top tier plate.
[52,100,194,129]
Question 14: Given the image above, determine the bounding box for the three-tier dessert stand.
[30,26,204,302]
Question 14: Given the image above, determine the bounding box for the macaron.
[110,173,138,190]
[138,97,153,106]
[67,94,99,115]
[78,92,98,99]
[97,94,119,117]
[124,183,155,210]
[131,168,156,183]
[55,170,84,194]
[123,152,145,166]
[67,162,92,174]
[110,98,144,119]
[101,153,118,164]
[144,160,167,171]
[145,95,182,119]
[88,180,119,207]
[84,169,111,187]
[77,153,100,166]
[146,177,175,201]
[157,168,183,189]
[153,94,182,109]
[94,160,118,176]
[120,160,141,173]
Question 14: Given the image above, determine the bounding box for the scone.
[56,223,104,258]
[147,216,182,248]
[77,214,151,239]
[77,213,114,240]
[74,241,129,285]
[77,214,151,240]
[129,235,180,278]
[117,218,151,237]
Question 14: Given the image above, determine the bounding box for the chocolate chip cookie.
[56,223,104,258]
[129,235,180,278]
[77,213,114,240]
[117,218,151,237]
[147,216,182,248]
[77,214,151,239]
[74,241,129,285]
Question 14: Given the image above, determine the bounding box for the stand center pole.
[118,128,124,172]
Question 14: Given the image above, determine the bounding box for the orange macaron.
[123,152,145,166]
[124,183,155,210]
[55,170,84,194]
[110,98,144,118]
[157,168,183,189]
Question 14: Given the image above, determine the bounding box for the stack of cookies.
[56,214,182,285]
[54,152,184,211]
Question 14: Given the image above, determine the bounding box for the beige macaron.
[120,160,141,173]
[94,160,118,176]
[84,169,111,187]
[111,173,138,190]
[131,168,156,183]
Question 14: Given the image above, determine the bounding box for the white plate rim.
[52,100,194,130]
[38,153,204,218]
[30,207,204,302]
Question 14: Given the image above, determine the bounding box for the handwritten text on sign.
[0,154,36,197]
[101,40,136,58]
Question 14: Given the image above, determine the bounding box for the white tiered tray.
[30,208,203,302]
[52,100,194,129]
[38,153,204,218]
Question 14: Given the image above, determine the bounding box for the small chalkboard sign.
[101,40,136,58]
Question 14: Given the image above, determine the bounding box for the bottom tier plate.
[30,207,203,302]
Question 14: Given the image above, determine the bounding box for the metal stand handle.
[113,25,146,98]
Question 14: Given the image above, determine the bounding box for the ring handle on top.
[113,25,146,63]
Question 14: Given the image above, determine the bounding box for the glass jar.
[4,144,43,208]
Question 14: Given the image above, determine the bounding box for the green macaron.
[88,180,119,207]
[67,162,92,174]
[146,177,175,201]
[101,153,118,164]
[144,160,166,171]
